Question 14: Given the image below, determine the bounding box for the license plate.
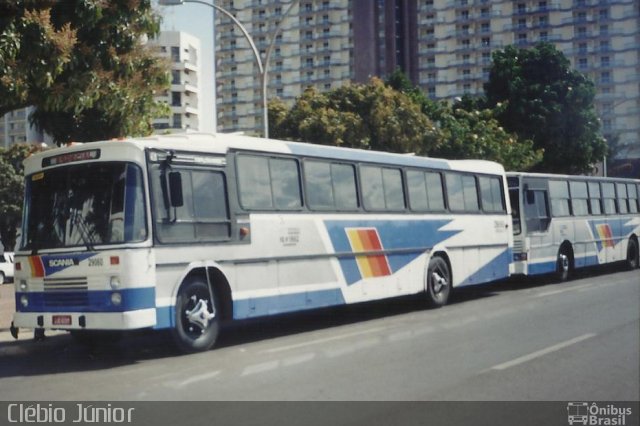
[52,315,72,326]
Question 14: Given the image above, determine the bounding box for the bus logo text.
[48,258,79,268]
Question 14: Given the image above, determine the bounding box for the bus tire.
[425,256,451,308]
[626,238,639,270]
[171,278,219,353]
[555,247,572,282]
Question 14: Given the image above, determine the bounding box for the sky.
[157,1,217,133]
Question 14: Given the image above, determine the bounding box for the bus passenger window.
[479,176,505,213]
[616,183,629,214]
[569,181,589,216]
[524,190,550,233]
[588,182,602,215]
[627,184,638,213]
[549,180,570,217]
[601,183,617,214]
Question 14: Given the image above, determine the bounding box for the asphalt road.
[0,267,638,403]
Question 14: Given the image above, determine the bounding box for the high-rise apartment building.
[215,0,638,161]
[0,107,50,148]
[152,31,203,132]
[216,0,354,134]
[414,0,639,161]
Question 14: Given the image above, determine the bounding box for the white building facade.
[152,31,203,133]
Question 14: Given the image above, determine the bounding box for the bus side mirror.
[168,171,184,207]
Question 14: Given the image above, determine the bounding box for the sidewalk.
[0,283,15,331]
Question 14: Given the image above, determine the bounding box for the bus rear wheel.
[555,248,572,282]
[425,256,451,308]
[171,278,219,353]
[626,238,639,270]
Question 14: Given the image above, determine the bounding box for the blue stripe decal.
[325,219,461,285]
[233,288,345,319]
[528,261,557,276]
[583,255,599,267]
[459,248,511,287]
[575,254,601,268]
[286,143,451,170]
[16,287,155,313]
[155,306,174,329]
[39,253,98,276]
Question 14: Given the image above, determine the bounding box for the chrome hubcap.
[559,254,569,272]
[431,271,448,294]
[185,296,216,334]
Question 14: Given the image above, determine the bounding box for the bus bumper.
[12,309,157,331]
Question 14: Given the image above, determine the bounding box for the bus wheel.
[555,249,571,282]
[172,278,219,353]
[425,256,451,308]
[626,238,639,270]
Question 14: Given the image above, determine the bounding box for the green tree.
[0,1,76,117]
[385,70,542,169]
[0,144,43,251]
[270,77,440,154]
[0,0,169,145]
[485,42,606,174]
[429,103,543,170]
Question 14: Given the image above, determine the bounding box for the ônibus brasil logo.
[567,402,632,426]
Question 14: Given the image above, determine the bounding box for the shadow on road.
[0,263,629,378]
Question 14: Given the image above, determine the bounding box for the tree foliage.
[0,144,43,251]
[386,69,542,170]
[270,77,441,155]
[485,42,607,174]
[0,0,169,145]
[428,103,543,171]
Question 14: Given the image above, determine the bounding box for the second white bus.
[508,172,640,280]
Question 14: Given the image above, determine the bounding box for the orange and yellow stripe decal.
[28,256,45,278]
[596,224,615,248]
[346,228,392,279]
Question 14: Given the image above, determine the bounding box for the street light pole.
[159,0,298,138]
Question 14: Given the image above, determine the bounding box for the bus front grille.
[43,277,89,307]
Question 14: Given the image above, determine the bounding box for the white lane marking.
[262,326,389,354]
[324,337,380,358]
[241,360,279,376]
[388,331,413,342]
[442,315,480,330]
[490,333,596,371]
[282,353,316,367]
[535,276,631,299]
[535,284,594,298]
[175,370,221,388]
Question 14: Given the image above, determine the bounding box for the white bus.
[13,133,512,352]
[507,172,640,280]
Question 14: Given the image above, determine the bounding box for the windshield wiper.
[71,211,96,252]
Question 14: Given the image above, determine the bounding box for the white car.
[0,252,14,284]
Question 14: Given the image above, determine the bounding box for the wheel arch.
[558,240,575,266]
[174,262,233,322]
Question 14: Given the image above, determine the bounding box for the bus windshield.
[22,162,147,251]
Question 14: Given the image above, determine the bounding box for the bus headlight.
[19,280,28,291]
[20,295,29,308]
[109,276,121,289]
[111,292,122,306]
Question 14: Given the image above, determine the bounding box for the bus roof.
[25,132,506,176]
[507,171,640,184]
